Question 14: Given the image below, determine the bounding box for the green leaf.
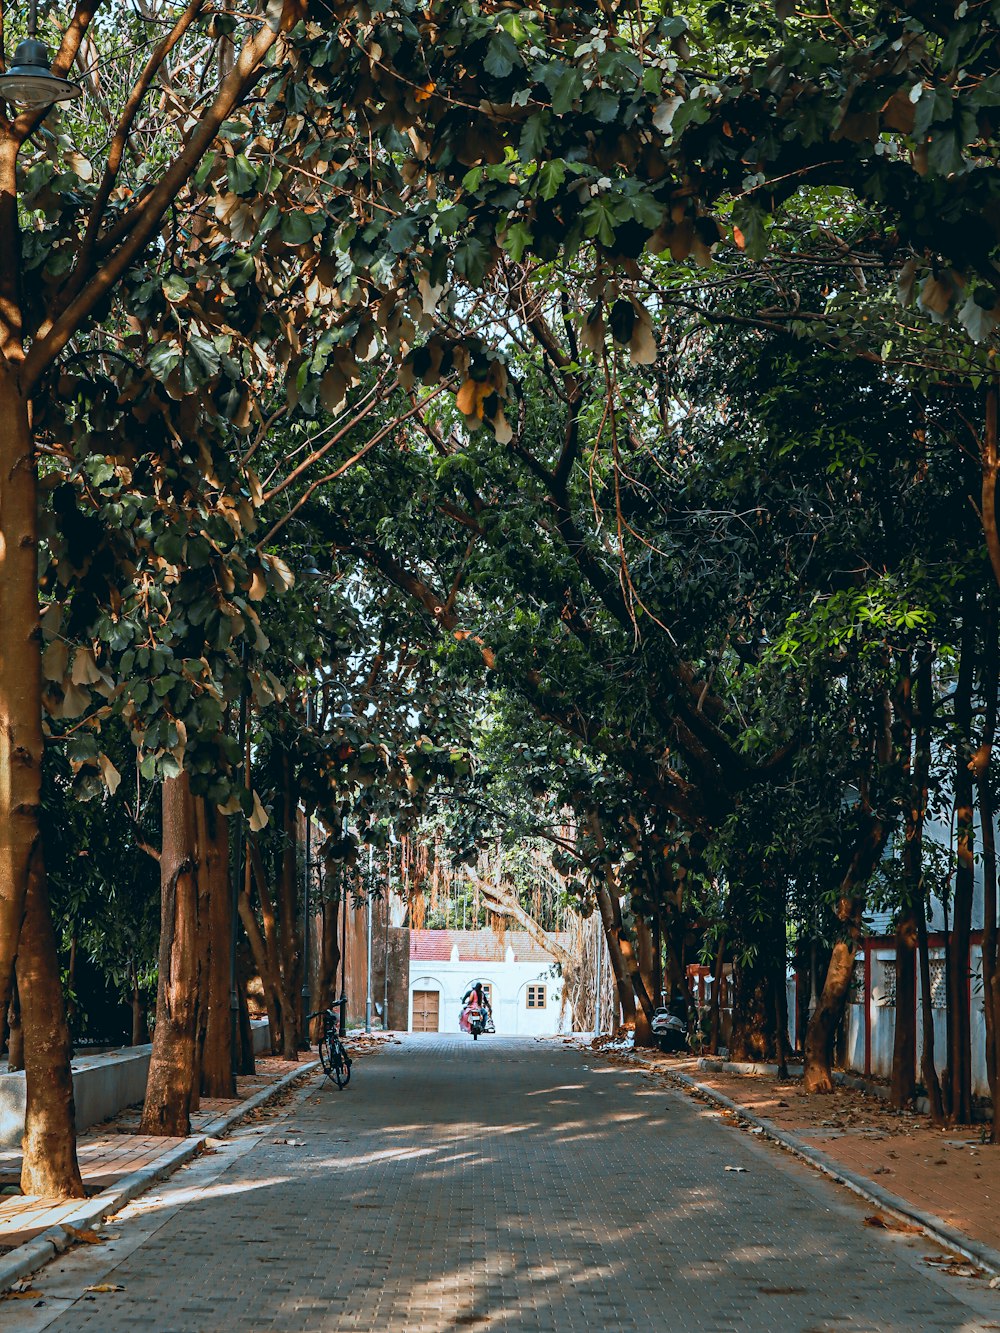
[280,211,316,245]
[538,160,566,202]
[503,220,532,263]
[162,273,189,302]
[387,215,420,253]
[519,113,550,163]
[226,154,257,195]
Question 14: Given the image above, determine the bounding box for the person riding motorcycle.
[460,981,492,1033]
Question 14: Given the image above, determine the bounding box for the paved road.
[5,1035,998,1332]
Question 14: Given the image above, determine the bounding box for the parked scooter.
[650,996,688,1054]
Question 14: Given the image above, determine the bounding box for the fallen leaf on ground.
[84,1284,124,1293]
[63,1225,102,1244]
[3,1289,44,1300]
[724,1166,747,1173]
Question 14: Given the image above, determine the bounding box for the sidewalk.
[617,1044,1000,1276]
[0,1053,316,1292]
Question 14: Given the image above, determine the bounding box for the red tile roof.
[409,928,569,964]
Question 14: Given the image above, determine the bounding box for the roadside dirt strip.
[618,1047,1000,1283]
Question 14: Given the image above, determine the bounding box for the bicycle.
[307,1008,352,1089]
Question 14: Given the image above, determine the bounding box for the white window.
[526,984,547,1010]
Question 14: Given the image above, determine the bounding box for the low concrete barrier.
[0,1019,271,1148]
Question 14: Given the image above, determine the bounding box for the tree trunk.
[916,888,946,1125]
[803,926,858,1093]
[633,915,657,1048]
[977,595,1000,1139]
[728,871,783,1063]
[890,910,918,1108]
[238,885,282,1052]
[249,828,298,1059]
[278,749,303,1049]
[891,655,920,1110]
[6,976,23,1071]
[140,775,205,1136]
[313,892,342,1042]
[18,865,85,1196]
[236,949,256,1075]
[708,935,725,1055]
[131,966,149,1047]
[803,816,887,1092]
[594,881,637,1031]
[0,371,47,1046]
[947,596,977,1124]
[200,802,235,1099]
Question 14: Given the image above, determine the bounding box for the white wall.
[846,945,990,1097]
[408,954,568,1036]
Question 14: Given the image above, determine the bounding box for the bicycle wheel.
[333,1040,351,1089]
[319,1035,336,1082]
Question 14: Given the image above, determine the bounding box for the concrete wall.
[844,942,989,1097]
[0,1020,271,1149]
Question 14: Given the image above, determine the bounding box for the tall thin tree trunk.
[200,803,235,1098]
[976,596,1000,1139]
[891,655,918,1110]
[708,934,725,1055]
[7,976,23,1071]
[278,749,303,1049]
[916,888,946,1125]
[131,964,148,1047]
[248,833,296,1057]
[313,892,342,1043]
[909,646,946,1124]
[594,881,637,1030]
[634,915,657,1048]
[18,866,84,1196]
[238,886,282,1051]
[140,775,204,1137]
[0,370,46,1048]
[948,594,977,1124]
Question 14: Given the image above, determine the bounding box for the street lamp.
[0,0,82,108]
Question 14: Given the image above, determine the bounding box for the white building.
[407,929,571,1036]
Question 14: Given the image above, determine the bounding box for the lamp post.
[0,0,82,107]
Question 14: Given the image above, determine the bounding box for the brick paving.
[0,1057,301,1248]
[660,1057,1000,1255]
[4,1035,998,1331]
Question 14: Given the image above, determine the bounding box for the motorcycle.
[651,1004,688,1054]
[468,1005,485,1040]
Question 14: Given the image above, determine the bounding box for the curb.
[0,1060,319,1295]
[634,1054,1000,1279]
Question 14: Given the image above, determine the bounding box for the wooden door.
[412,990,439,1032]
